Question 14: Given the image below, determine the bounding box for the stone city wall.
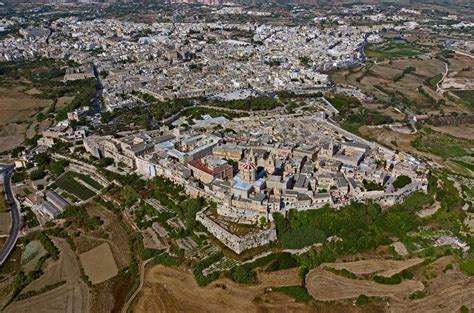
[196,211,277,254]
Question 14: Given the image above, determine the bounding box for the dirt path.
[437,61,449,94]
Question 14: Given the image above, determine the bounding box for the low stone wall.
[196,211,277,254]
[68,163,110,187]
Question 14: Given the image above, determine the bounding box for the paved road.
[0,164,21,266]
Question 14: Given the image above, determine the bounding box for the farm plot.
[65,171,104,191]
[79,243,118,285]
[54,171,101,201]
[9,238,90,313]
[452,90,474,111]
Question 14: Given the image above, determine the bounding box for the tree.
[122,186,139,207]
[100,112,111,124]
[30,168,47,181]
[10,146,25,158]
[356,294,369,306]
[49,160,69,176]
[34,153,50,167]
[227,266,256,284]
[460,305,469,313]
[97,157,114,168]
[393,175,412,189]
[259,216,267,227]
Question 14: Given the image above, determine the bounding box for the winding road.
[121,258,153,313]
[0,164,21,266]
[436,61,449,95]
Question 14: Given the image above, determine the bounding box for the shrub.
[272,286,312,303]
[227,266,257,284]
[356,294,369,306]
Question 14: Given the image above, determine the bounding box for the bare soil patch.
[391,242,408,257]
[79,242,118,285]
[448,55,474,78]
[56,96,75,109]
[86,202,130,269]
[0,123,28,152]
[417,201,441,218]
[0,212,11,235]
[0,87,51,123]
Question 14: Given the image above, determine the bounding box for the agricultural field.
[430,121,474,140]
[364,40,426,61]
[306,267,424,302]
[69,171,104,191]
[0,189,8,212]
[0,59,98,153]
[0,212,11,235]
[426,73,443,90]
[83,201,133,313]
[330,57,460,115]
[323,258,424,278]
[411,128,474,174]
[0,237,22,280]
[1,199,133,313]
[451,90,474,111]
[0,87,52,152]
[79,243,118,285]
[5,238,90,313]
[305,256,474,313]
[359,123,474,175]
[411,128,473,160]
[133,265,312,313]
[53,171,102,201]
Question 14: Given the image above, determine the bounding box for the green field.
[411,128,472,159]
[426,73,443,90]
[54,171,99,201]
[452,90,474,111]
[69,171,104,190]
[365,40,424,60]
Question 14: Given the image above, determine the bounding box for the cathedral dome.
[242,161,255,171]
